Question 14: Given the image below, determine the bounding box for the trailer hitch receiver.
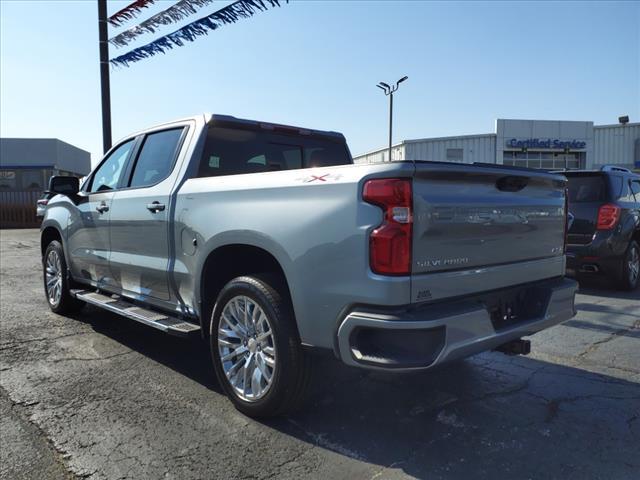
[494,338,531,356]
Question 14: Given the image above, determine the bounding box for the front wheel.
[617,240,640,291]
[209,275,310,417]
[43,240,85,314]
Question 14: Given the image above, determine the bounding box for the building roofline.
[353,142,405,158]
[403,133,496,144]
[594,122,640,129]
[0,164,55,168]
[497,118,594,124]
[355,132,497,158]
[1,137,91,155]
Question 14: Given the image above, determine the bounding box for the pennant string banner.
[110,0,287,67]
[110,0,222,48]
[109,0,158,27]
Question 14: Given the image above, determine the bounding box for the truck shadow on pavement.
[576,279,640,300]
[76,303,640,480]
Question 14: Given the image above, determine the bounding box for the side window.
[247,155,267,165]
[89,140,134,193]
[630,180,640,202]
[617,176,631,201]
[607,175,623,200]
[129,128,184,189]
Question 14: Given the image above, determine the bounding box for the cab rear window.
[196,126,351,178]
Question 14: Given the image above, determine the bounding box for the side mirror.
[48,176,79,196]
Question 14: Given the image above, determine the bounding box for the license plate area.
[485,284,552,331]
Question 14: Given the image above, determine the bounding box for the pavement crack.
[0,385,81,480]
[48,351,134,363]
[286,418,366,462]
[0,331,90,350]
[259,446,314,480]
[577,320,640,359]
[369,460,406,480]
[627,414,639,434]
[544,394,640,423]
[463,364,544,403]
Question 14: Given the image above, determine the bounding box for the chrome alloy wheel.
[218,295,276,402]
[45,249,63,306]
[629,245,639,285]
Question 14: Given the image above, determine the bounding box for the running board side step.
[71,290,200,337]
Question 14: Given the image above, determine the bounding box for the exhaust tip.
[580,264,599,273]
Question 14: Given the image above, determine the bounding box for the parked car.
[40,114,577,417]
[565,166,640,290]
[36,191,55,218]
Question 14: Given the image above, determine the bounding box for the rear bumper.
[336,277,577,371]
[566,230,624,276]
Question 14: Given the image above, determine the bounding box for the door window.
[89,140,135,192]
[129,128,184,188]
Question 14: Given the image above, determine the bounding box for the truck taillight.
[363,178,412,275]
[596,204,621,230]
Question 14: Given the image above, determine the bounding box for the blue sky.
[1,0,638,165]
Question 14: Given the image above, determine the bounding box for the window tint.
[567,175,607,203]
[129,128,184,188]
[608,175,623,199]
[89,140,134,192]
[629,180,640,201]
[197,126,349,178]
[617,176,632,201]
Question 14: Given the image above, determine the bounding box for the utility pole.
[376,76,408,162]
[98,0,112,153]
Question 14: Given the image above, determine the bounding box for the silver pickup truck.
[41,114,577,417]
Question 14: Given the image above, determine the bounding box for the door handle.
[96,203,109,214]
[146,201,166,213]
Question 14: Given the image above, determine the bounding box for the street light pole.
[377,76,408,162]
[388,91,393,162]
[98,0,112,153]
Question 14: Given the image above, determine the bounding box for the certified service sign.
[507,138,586,149]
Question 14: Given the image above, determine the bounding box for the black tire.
[209,274,311,417]
[42,240,85,314]
[617,240,640,291]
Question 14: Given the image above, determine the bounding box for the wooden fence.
[0,191,42,228]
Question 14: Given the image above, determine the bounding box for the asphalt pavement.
[1,229,638,480]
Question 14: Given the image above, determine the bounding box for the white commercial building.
[354,119,640,172]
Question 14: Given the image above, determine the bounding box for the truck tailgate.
[412,162,567,275]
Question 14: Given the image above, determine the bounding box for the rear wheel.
[43,241,84,314]
[617,240,639,291]
[209,275,310,417]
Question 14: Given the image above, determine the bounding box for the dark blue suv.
[565,166,640,290]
